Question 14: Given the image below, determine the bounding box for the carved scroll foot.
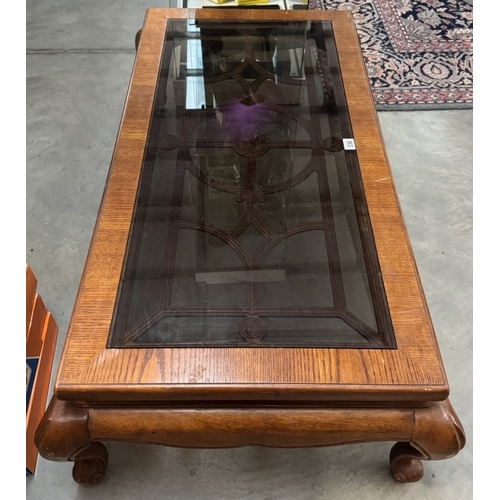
[389,399,466,483]
[72,442,108,485]
[34,396,109,485]
[390,442,425,482]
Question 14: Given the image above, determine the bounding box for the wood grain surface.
[54,9,448,403]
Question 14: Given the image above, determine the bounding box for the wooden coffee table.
[35,8,465,485]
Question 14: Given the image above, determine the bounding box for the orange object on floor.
[26,264,58,477]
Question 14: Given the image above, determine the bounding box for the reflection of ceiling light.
[186,38,206,110]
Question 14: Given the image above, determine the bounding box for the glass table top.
[107,18,396,349]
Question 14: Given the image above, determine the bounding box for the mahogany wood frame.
[35,8,465,485]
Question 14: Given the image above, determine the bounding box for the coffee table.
[35,8,465,485]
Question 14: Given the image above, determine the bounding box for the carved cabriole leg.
[390,399,466,483]
[34,396,108,485]
[35,398,464,484]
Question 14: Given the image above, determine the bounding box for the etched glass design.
[107,19,395,348]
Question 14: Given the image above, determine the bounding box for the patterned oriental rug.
[314,0,473,109]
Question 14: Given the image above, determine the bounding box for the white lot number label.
[343,138,356,150]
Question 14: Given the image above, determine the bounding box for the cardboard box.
[26,265,58,477]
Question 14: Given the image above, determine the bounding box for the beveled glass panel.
[107,19,395,348]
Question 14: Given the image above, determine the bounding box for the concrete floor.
[26,1,472,498]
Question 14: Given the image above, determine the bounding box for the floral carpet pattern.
[320,0,473,108]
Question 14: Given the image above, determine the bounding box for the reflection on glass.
[107,19,395,349]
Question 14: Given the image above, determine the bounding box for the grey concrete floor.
[26,1,472,498]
